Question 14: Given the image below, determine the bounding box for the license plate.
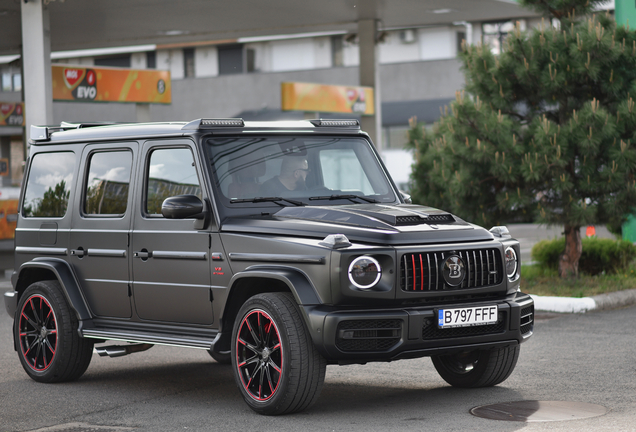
[437,305,498,328]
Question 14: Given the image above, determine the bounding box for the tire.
[14,280,94,383]
[231,293,326,415]
[207,349,231,364]
[431,344,520,388]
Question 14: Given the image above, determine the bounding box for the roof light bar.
[310,119,360,128]
[201,118,245,127]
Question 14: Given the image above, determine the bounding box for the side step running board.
[96,343,154,358]
[82,328,218,350]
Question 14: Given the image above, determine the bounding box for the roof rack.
[30,121,127,142]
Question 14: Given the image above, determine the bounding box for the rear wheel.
[231,293,326,415]
[431,344,520,388]
[15,280,94,383]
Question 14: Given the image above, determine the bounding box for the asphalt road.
[1,293,635,432]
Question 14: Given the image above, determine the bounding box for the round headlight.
[504,247,518,279]
[348,256,382,289]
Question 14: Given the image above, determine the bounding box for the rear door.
[69,143,137,318]
[130,140,214,325]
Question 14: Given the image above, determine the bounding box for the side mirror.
[399,190,412,204]
[161,195,204,219]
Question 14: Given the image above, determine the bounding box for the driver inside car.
[259,156,309,196]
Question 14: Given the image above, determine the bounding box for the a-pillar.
[21,0,54,144]
[358,19,382,150]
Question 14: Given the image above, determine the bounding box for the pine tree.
[407,0,636,277]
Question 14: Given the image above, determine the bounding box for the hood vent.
[395,214,455,226]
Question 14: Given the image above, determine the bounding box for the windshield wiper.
[308,194,379,203]
[230,197,305,206]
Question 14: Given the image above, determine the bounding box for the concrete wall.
[51,58,464,124]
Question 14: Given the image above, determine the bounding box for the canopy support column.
[21,0,53,144]
[358,18,382,150]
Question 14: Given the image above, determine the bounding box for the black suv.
[4,118,533,415]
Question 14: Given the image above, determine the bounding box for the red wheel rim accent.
[18,295,58,372]
[236,309,283,401]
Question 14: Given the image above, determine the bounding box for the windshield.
[205,136,398,207]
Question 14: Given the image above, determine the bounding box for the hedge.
[531,237,636,275]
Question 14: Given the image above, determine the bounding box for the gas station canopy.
[0,0,533,55]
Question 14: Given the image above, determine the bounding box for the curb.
[530,288,636,313]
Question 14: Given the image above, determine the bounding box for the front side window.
[206,136,397,207]
[84,150,133,216]
[146,148,202,215]
[23,152,75,218]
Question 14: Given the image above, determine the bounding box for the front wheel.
[14,280,94,383]
[431,344,520,388]
[231,293,326,415]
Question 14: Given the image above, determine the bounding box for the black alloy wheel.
[235,309,283,401]
[231,293,326,415]
[18,293,58,372]
[15,280,94,383]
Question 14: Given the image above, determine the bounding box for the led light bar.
[200,118,245,127]
[310,119,360,128]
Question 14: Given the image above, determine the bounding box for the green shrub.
[531,237,636,275]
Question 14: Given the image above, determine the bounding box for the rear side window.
[22,152,76,218]
[84,150,133,216]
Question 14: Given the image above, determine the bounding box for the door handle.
[134,251,152,259]
[70,249,85,258]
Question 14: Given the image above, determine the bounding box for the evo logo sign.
[64,68,98,101]
[0,103,24,126]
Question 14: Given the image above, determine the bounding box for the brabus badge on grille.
[441,255,465,287]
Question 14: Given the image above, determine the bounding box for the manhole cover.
[471,400,607,422]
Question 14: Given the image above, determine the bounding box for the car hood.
[221,204,496,246]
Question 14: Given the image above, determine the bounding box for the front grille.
[401,248,503,291]
[422,312,506,340]
[520,305,534,335]
[336,319,402,352]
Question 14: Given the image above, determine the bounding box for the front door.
[131,140,213,325]
[69,143,137,319]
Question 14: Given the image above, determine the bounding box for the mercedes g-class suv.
[4,118,533,415]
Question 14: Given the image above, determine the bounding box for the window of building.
[331,35,344,67]
[218,44,244,75]
[383,126,411,149]
[482,21,514,55]
[246,48,257,73]
[456,31,466,54]
[23,152,75,218]
[12,74,21,91]
[84,151,133,216]
[183,48,195,78]
[94,55,132,68]
[147,51,156,69]
[1,73,11,92]
[146,148,201,215]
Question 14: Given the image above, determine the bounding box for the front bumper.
[304,292,534,362]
